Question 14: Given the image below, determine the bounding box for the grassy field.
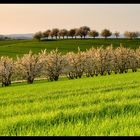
[0,38,140,58]
[0,38,140,136]
[0,70,140,136]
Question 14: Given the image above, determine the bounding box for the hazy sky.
[0,4,140,34]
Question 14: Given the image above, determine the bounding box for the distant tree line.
[0,35,10,41]
[33,26,140,41]
[1,44,140,87]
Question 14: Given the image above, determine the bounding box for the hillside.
[0,38,140,58]
[0,71,140,136]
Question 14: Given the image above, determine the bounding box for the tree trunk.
[68,73,74,79]
[101,72,104,75]
[2,75,11,87]
[2,81,11,87]
[90,74,94,77]
[27,77,34,84]
[108,72,111,75]
[49,77,54,81]
[86,73,90,77]
[54,75,59,81]
[79,75,82,78]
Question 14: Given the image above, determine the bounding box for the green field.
[0,71,140,136]
[0,38,140,58]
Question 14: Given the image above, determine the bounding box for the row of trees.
[33,26,140,40]
[1,44,140,87]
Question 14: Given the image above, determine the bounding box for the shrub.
[0,56,14,86]
[83,48,97,77]
[64,48,85,79]
[15,51,45,84]
[43,49,66,81]
[114,44,130,73]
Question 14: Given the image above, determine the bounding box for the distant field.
[0,38,140,58]
[0,71,140,136]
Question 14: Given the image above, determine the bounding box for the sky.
[0,4,140,35]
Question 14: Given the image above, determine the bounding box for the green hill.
[0,38,140,58]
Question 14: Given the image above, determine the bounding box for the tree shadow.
[41,39,58,41]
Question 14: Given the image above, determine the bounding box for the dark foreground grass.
[0,71,140,136]
[0,38,140,58]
